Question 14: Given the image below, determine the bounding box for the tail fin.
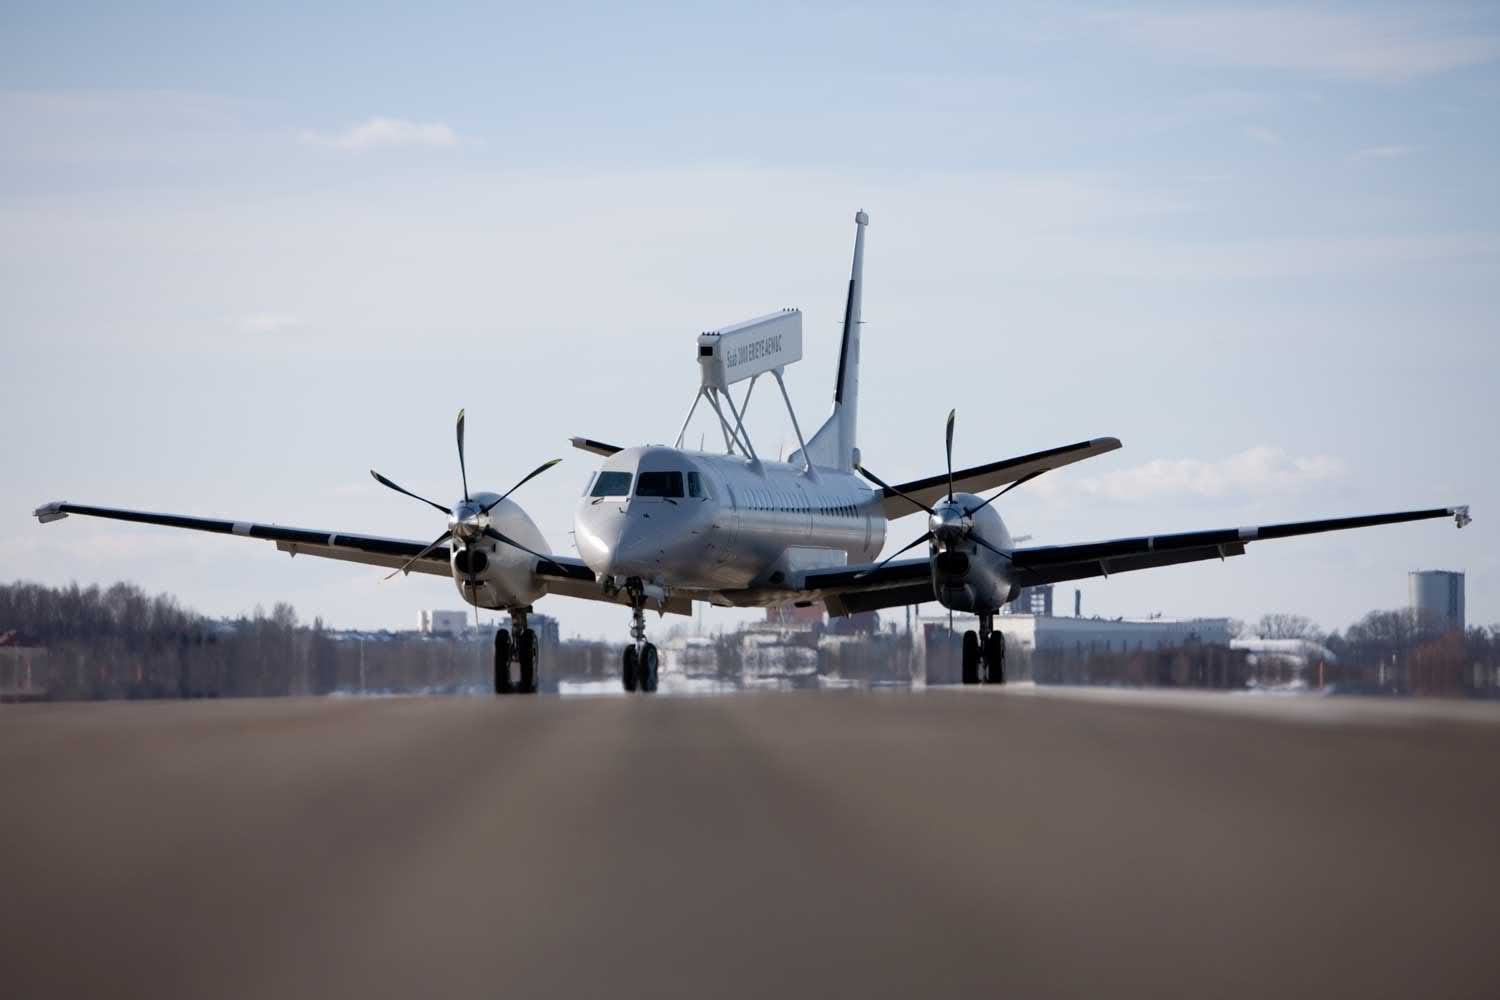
[791,209,867,471]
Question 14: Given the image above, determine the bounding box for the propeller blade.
[945,409,956,502]
[481,458,564,516]
[970,533,1015,563]
[856,464,935,516]
[964,468,1049,517]
[383,529,453,580]
[370,470,452,516]
[856,530,933,578]
[456,409,471,503]
[482,525,567,574]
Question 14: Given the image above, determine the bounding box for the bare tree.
[1255,613,1320,640]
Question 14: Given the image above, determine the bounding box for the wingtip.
[1452,505,1472,529]
[33,501,69,524]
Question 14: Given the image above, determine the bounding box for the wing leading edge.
[802,505,1470,616]
[880,437,1122,519]
[33,501,456,577]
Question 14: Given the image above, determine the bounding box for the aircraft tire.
[983,632,1006,685]
[622,646,639,692]
[494,630,513,695]
[961,631,981,685]
[518,628,539,694]
[640,643,659,693]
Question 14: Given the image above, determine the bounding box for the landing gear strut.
[619,581,659,694]
[494,606,540,695]
[961,611,1006,686]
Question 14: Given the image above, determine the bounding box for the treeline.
[0,581,492,701]
[1239,609,1500,696]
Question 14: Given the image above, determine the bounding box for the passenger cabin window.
[590,471,633,498]
[687,471,704,498]
[636,471,684,498]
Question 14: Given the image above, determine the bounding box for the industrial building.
[1409,570,1465,633]
[922,611,1231,655]
[417,610,470,637]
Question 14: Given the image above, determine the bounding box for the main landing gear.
[961,611,1006,686]
[494,606,540,695]
[620,582,659,694]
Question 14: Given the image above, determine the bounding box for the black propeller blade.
[482,525,567,575]
[370,470,452,516]
[964,468,1048,518]
[856,464,935,516]
[856,530,933,578]
[383,529,454,580]
[969,533,1015,563]
[481,458,564,516]
[456,409,471,503]
[945,408,956,502]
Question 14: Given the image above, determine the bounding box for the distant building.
[924,613,1232,656]
[532,614,560,648]
[1409,570,1464,633]
[1007,584,1054,617]
[768,604,825,627]
[418,610,470,637]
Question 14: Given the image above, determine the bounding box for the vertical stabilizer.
[790,210,867,471]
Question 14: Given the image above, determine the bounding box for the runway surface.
[4,687,1499,998]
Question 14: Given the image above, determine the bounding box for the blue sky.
[2,2,1496,637]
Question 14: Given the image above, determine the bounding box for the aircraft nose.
[576,506,627,575]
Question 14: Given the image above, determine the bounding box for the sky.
[2,1,1496,639]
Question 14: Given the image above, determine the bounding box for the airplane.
[34,211,1471,694]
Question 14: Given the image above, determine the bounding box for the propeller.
[370,411,564,604]
[857,410,1049,578]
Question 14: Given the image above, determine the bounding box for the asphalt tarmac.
[3,687,1499,999]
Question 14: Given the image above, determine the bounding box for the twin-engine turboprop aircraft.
[34,211,1471,693]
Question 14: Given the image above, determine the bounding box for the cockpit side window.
[636,470,684,498]
[590,471,633,498]
[687,471,705,498]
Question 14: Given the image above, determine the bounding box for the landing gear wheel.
[518,628,539,694]
[639,643,659,693]
[493,629,513,695]
[983,632,1006,685]
[622,646,639,692]
[961,630,981,686]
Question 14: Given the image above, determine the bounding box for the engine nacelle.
[927,494,1015,615]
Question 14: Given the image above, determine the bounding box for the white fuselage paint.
[572,446,887,600]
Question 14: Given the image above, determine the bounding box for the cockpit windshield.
[636,470,684,498]
[590,471,633,498]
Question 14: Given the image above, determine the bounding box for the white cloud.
[1037,446,1347,503]
[299,116,458,152]
[1108,7,1500,84]
[1244,124,1280,145]
[1350,144,1418,161]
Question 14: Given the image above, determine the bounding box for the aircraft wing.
[570,437,624,458]
[1005,507,1469,588]
[880,437,1122,518]
[33,501,454,578]
[800,505,1470,615]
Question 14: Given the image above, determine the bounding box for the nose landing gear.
[960,611,1006,686]
[619,580,659,694]
[493,606,540,695]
